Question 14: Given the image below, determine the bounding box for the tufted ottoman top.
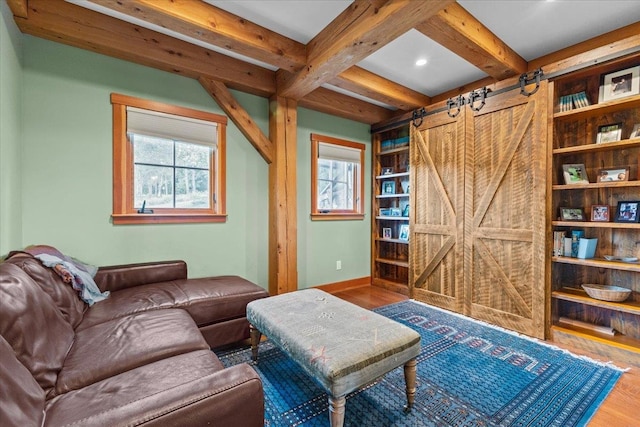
[247,288,420,398]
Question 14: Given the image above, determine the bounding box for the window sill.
[310,213,365,221]
[112,213,227,225]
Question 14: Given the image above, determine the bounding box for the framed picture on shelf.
[562,163,589,184]
[599,65,640,102]
[597,167,629,182]
[596,123,623,144]
[382,181,395,194]
[379,208,390,217]
[382,228,392,239]
[390,208,402,217]
[398,224,409,241]
[559,207,586,221]
[591,205,610,222]
[381,167,394,175]
[614,201,640,223]
[630,124,640,139]
[402,204,410,217]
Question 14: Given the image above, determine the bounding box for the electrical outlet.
[336,260,342,270]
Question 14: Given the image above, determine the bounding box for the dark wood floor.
[329,285,639,427]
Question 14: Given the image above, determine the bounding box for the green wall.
[4,28,371,288]
[0,1,23,255]
[297,109,371,287]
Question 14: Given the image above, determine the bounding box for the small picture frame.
[398,224,410,241]
[382,181,395,195]
[381,167,394,175]
[379,208,391,217]
[596,123,623,144]
[390,208,402,217]
[599,65,640,102]
[402,204,410,217]
[591,205,610,222]
[562,163,589,185]
[382,228,392,239]
[597,167,629,182]
[559,207,586,221]
[630,124,640,139]
[614,201,640,223]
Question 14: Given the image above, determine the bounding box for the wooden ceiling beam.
[16,0,276,96]
[330,66,431,110]
[277,0,453,100]
[417,3,527,81]
[88,0,307,73]
[6,0,28,18]
[199,77,274,164]
[300,87,394,125]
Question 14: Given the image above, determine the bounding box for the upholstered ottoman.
[246,288,421,427]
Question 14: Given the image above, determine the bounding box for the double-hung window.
[111,93,227,224]
[310,133,365,220]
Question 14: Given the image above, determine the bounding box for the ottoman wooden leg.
[328,395,345,427]
[403,358,417,412]
[249,324,261,362]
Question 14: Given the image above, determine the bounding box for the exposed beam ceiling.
[8,0,640,125]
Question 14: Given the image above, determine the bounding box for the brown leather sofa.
[0,252,269,426]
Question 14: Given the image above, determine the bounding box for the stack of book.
[558,91,590,111]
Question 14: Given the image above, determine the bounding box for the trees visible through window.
[311,134,365,220]
[111,93,227,224]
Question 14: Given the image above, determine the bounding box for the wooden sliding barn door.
[410,82,548,339]
[410,109,466,313]
[465,82,548,339]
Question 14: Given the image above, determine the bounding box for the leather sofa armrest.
[94,260,188,292]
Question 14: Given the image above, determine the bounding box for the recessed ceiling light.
[415,58,427,66]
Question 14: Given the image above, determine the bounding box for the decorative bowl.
[581,284,632,302]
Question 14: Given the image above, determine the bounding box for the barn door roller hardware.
[467,87,488,112]
[412,107,426,127]
[447,95,466,118]
[520,68,543,96]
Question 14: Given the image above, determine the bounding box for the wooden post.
[269,96,298,295]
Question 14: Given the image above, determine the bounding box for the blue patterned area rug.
[218,300,623,426]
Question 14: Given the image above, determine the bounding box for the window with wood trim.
[111,93,227,224]
[310,133,365,221]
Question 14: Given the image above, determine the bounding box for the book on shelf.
[553,231,566,256]
[558,91,590,111]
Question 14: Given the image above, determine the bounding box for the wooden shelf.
[552,256,640,272]
[552,287,640,315]
[376,193,409,199]
[376,238,409,245]
[375,172,409,179]
[377,146,409,156]
[375,257,408,268]
[553,137,640,155]
[376,216,409,221]
[553,93,640,121]
[552,220,640,229]
[552,180,640,190]
[550,324,640,354]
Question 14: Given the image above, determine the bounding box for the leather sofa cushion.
[0,263,75,397]
[78,276,268,331]
[45,350,236,426]
[55,309,209,395]
[4,253,86,329]
[0,334,46,427]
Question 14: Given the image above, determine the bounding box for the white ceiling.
[73,0,640,110]
[209,0,640,100]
